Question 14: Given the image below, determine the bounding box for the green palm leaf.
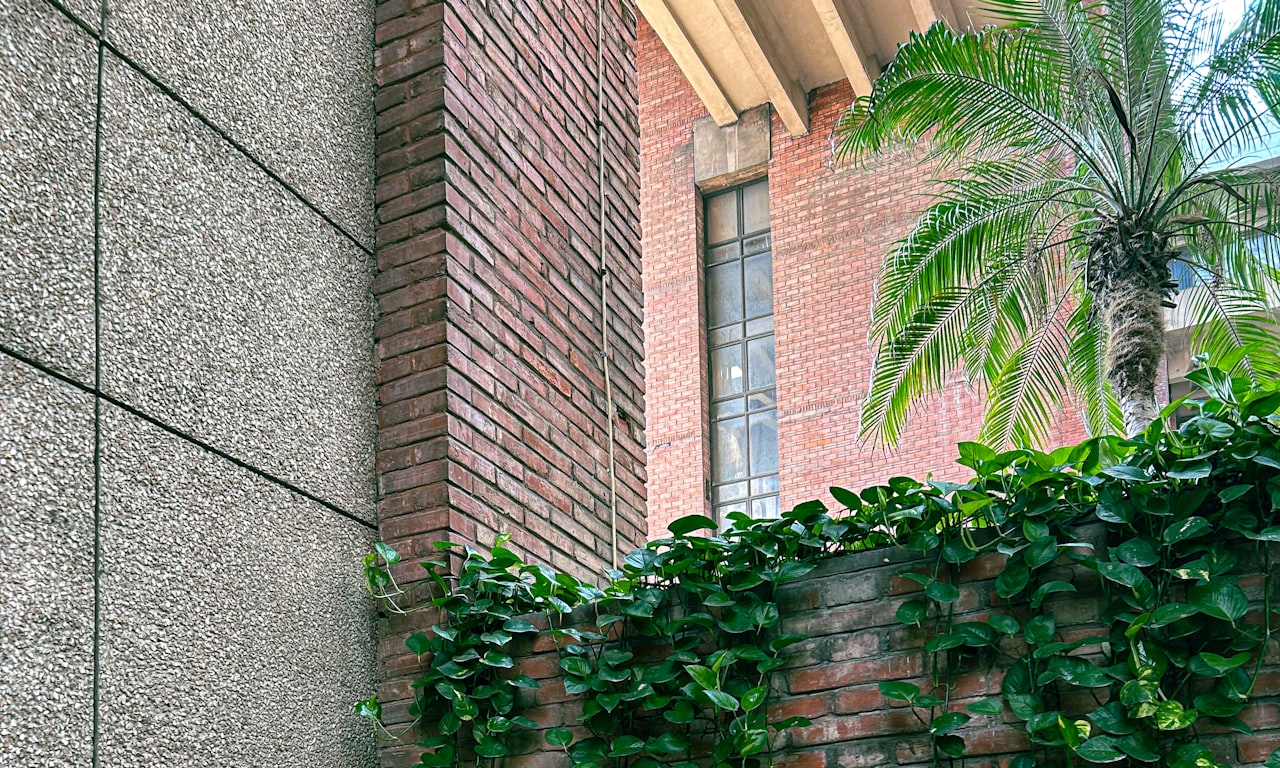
[840,0,1280,446]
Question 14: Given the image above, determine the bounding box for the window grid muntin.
[706,180,778,521]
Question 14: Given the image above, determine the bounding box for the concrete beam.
[908,0,940,31]
[636,0,738,126]
[809,0,875,98]
[711,0,809,137]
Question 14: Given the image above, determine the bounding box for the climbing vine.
[360,365,1280,768]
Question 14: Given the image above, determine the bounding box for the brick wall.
[378,544,1280,768]
[638,18,1089,538]
[372,0,647,582]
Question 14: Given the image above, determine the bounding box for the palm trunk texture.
[1098,275,1165,436]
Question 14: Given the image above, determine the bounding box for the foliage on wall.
[360,364,1280,768]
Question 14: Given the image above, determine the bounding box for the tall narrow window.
[705,180,778,520]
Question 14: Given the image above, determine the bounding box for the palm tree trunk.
[1097,275,1166,436]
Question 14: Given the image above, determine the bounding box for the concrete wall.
[1,0,380,764]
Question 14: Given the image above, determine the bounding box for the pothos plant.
[880,364,1280,767]
[359,364,1280,768]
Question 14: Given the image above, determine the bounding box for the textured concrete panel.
[0,0,97,382]
[0,358,95,764]
[97,405,378,768]
[99,56,377,520]
[104,0,375,244]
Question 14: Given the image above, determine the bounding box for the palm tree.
[838,0,1280,447]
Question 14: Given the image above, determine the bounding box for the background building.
[636,0,1093,536]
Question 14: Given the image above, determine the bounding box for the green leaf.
[934,734,965,758]
[1024,537,1059,568]
[1075,735,1125,763]
[1194,692,1245,718]
[830,486,862,509]
[965,698,1004,715]
[1164,516,1212,544]
[879,681,921,704]
[897,599,928,625]
[1104,465,1149,482]
[559,656,592,677]
[1154,700,1198,731]
[1168,460,1213,480]
[405,632,431,656]
[1114,537,1159,567]
[646,733,689,756]
[1251,526,1280,541]
[354,695,381,720]
[1190,651,1251,676]
[1024,615,1056,646]
[929,711,971,735]
[769,633,809,652]
[1030,580,1076,608]
[474,736,508,759]
[686,664,718,690]
[374,542,401,565]
[668,515,717,536]
[546,728,574,748]
[1168,743,1217,768]
[479,630,512,646]
[738,729,771,757]
[996,561,1030,598]
[608,736,645,757]
[1190,581,1249,621]
[480,652,513,668]
[1087,702,1135,735]
[741,686,768,712]
[437,660,470,679]
[1219,484,1252,503]
[503,619,538,634]
[703,689,740,711]
[925,581,960,603]
[986,614,1020,634]
[1097,561,1147,589]
[776,561,817,581]
[1149,602,1199,626]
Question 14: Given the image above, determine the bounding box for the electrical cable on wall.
[596,0,621,570]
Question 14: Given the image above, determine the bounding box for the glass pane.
[715,502,747,522]
[750,475,779,496]
[747,336,775,390]
[706,192,738,244]
[712,399,746,420]
[744,253,773,318]
[742,181,769,234]
[748,389,776,412]
[713,417,748,483]
[715,481,748,503]
[750,495,779,519]
[710,324,742,346]
[743,233,770,256]
[708,242,740,265]
[711,345,744,399]
[745,316,773,337]
[748,411,778,475]
[707,262,743,327]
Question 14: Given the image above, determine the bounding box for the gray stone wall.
[0,0,379,764]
